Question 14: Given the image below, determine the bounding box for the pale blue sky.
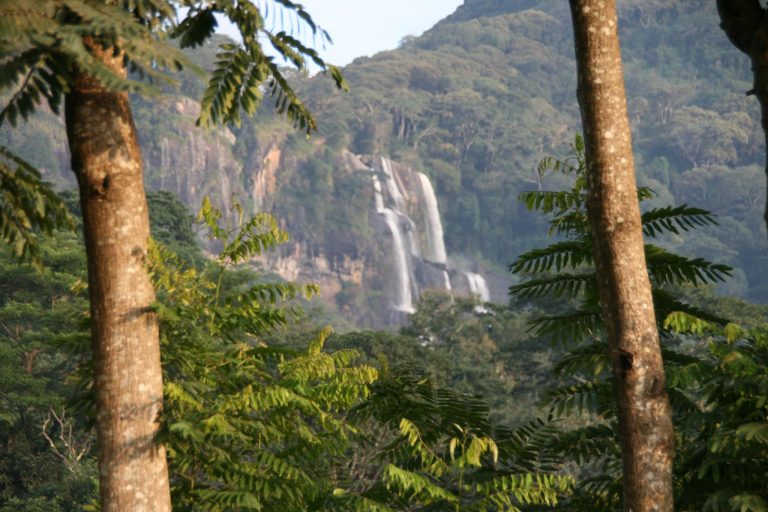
[298,1,463,65]
[217,1,463,66]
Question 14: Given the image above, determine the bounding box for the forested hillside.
[3,0,768,509]
[294,0,766,298]
[4,1,765,326]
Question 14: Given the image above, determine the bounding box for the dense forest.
[2,0,768,511]
[279,0,768,302]
[5,0,768,325]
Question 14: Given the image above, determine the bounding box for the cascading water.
[466,272,491,303]
[381,157,421,258]
[443,270,452,292]
[381,157,406,210]
[372,173,385,211]
[477,275,490,303]
[415,172,448,265]
[465,271,490,313]
[382,210,415,313]
[372,173,415,313]
[369,155,497,320]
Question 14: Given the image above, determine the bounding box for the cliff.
[3,0,767,328]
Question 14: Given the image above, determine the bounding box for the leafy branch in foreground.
[178,0,349,131]
[509,135,767,511]
[148,199,377,511]
[333,363,573,511]
[0,0,346,133]
[509,134,731,344]
[0,0,346,270]
[0,145,74,268]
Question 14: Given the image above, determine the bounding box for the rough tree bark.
[568,1,675,510]
[716,0,768,241]
[64,41,171,512]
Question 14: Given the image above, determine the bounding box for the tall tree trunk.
[716,0,768,241]
[568,1,674,510]
[64,42,172,512]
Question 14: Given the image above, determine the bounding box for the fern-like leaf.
[645,244,733,287]
[509,240,593,274]
[642,204,719,238]
[509,273,596,300]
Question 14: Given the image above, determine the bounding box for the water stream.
[415,172,448,265]
[372,173,415,313]
[466,272,491,302]
[370,156,493,319]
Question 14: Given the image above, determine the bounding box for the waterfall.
[381,157,421,258]
[252,170,267,212]
[372,173,385,211]
[465,271,490,313]
[381,157,406,210]
[367,154,500,320]
[415,172,448,265]
[466,272,490,302]
[381,210,415,313]
[372,173,415,313]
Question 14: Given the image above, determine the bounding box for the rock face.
[251,146,281,213]
[136,95,246,230]
[134,95,500,328]
[252,149,501,329]
[110,98,508,330]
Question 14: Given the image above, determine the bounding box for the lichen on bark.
[568,1,675,510]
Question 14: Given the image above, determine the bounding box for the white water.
[372,173,385,211]
[369,155,501,318]
[416,172,448,265]
[381,157,421,257]
[381,157,406,210]
[381,211,415,313]
[466,272,490,302]
[372,173,415,313]
[466,272,490,313]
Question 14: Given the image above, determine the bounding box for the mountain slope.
[3,1,767,328]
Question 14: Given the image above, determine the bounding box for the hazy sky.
[298,1,463,65]
[217,1,463,66]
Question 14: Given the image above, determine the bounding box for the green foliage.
[543,322,768,512]
[509,135,731,344]
[0,230,96,511]
[669,325,768,511]
[149,199,379,510]
[152,201,572,511]
[401,292,555,427]
[0,191,273,509]
[641,205,718,238]
[335,363,573,511]
[510,140,768,510]
[0,145,74,268]
[146,190,204,266]
[271,290,560,432]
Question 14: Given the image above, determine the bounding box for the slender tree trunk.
[716,0,768,241]
[568,1,674,510]
[64,42,171,512]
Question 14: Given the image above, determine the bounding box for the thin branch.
[42,407,92,472]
